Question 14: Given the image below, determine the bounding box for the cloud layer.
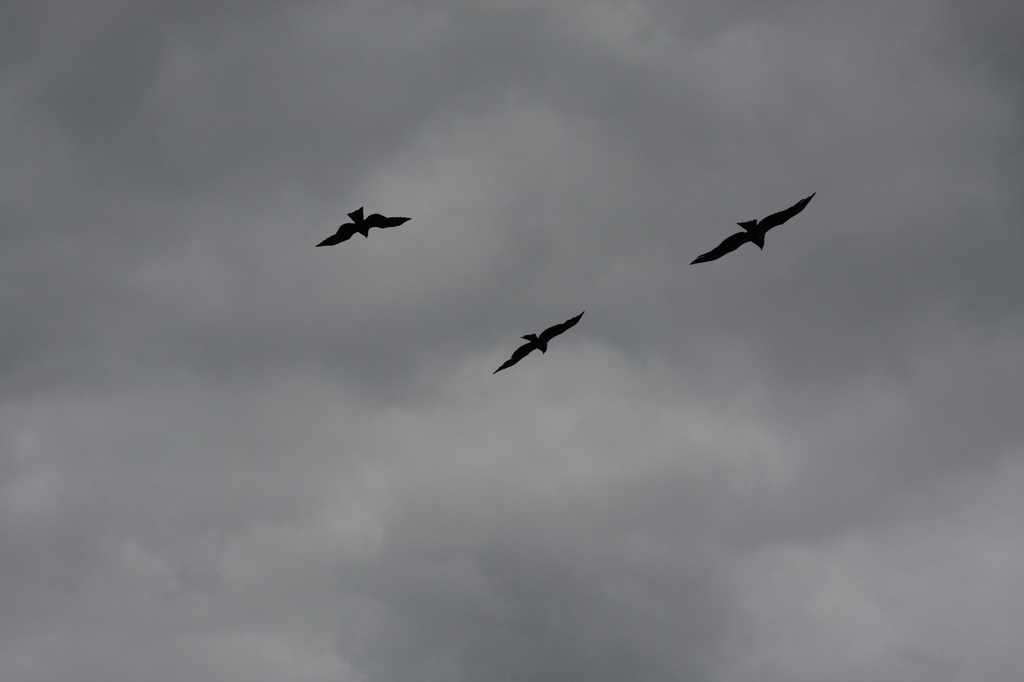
[1,2,1022,680]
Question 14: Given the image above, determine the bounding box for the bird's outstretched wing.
[363,214,411,230]
[690,231,752,264]
[316,223,359,247]
[759,192,815,233]
[539,311,585,343]
[494,342,537,373]
[347,207,365,223]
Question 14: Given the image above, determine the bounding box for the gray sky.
[1,1,1022,680]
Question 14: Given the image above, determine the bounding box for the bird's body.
[316,207,410,247]
[691,193,815,264]
[493,312,584,373]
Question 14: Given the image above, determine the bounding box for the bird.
[316,207,410,247]
[690,192,815,264]
[493,312,584,374]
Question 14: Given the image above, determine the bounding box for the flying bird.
[316,207,410,247]
[690,192,815,264]
[493,312,584,374]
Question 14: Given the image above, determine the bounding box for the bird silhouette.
[690,193,815,264]
[316,207,410,247]
[494,312,584,374]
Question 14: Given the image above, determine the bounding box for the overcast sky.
[1,1,1023,681]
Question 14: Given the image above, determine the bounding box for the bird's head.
[522,334,539,343]
[738,220,764,248]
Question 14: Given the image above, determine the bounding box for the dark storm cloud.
[1,1,1023,681]
[328,361,734,682]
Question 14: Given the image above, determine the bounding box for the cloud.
[1,1,1022,681]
